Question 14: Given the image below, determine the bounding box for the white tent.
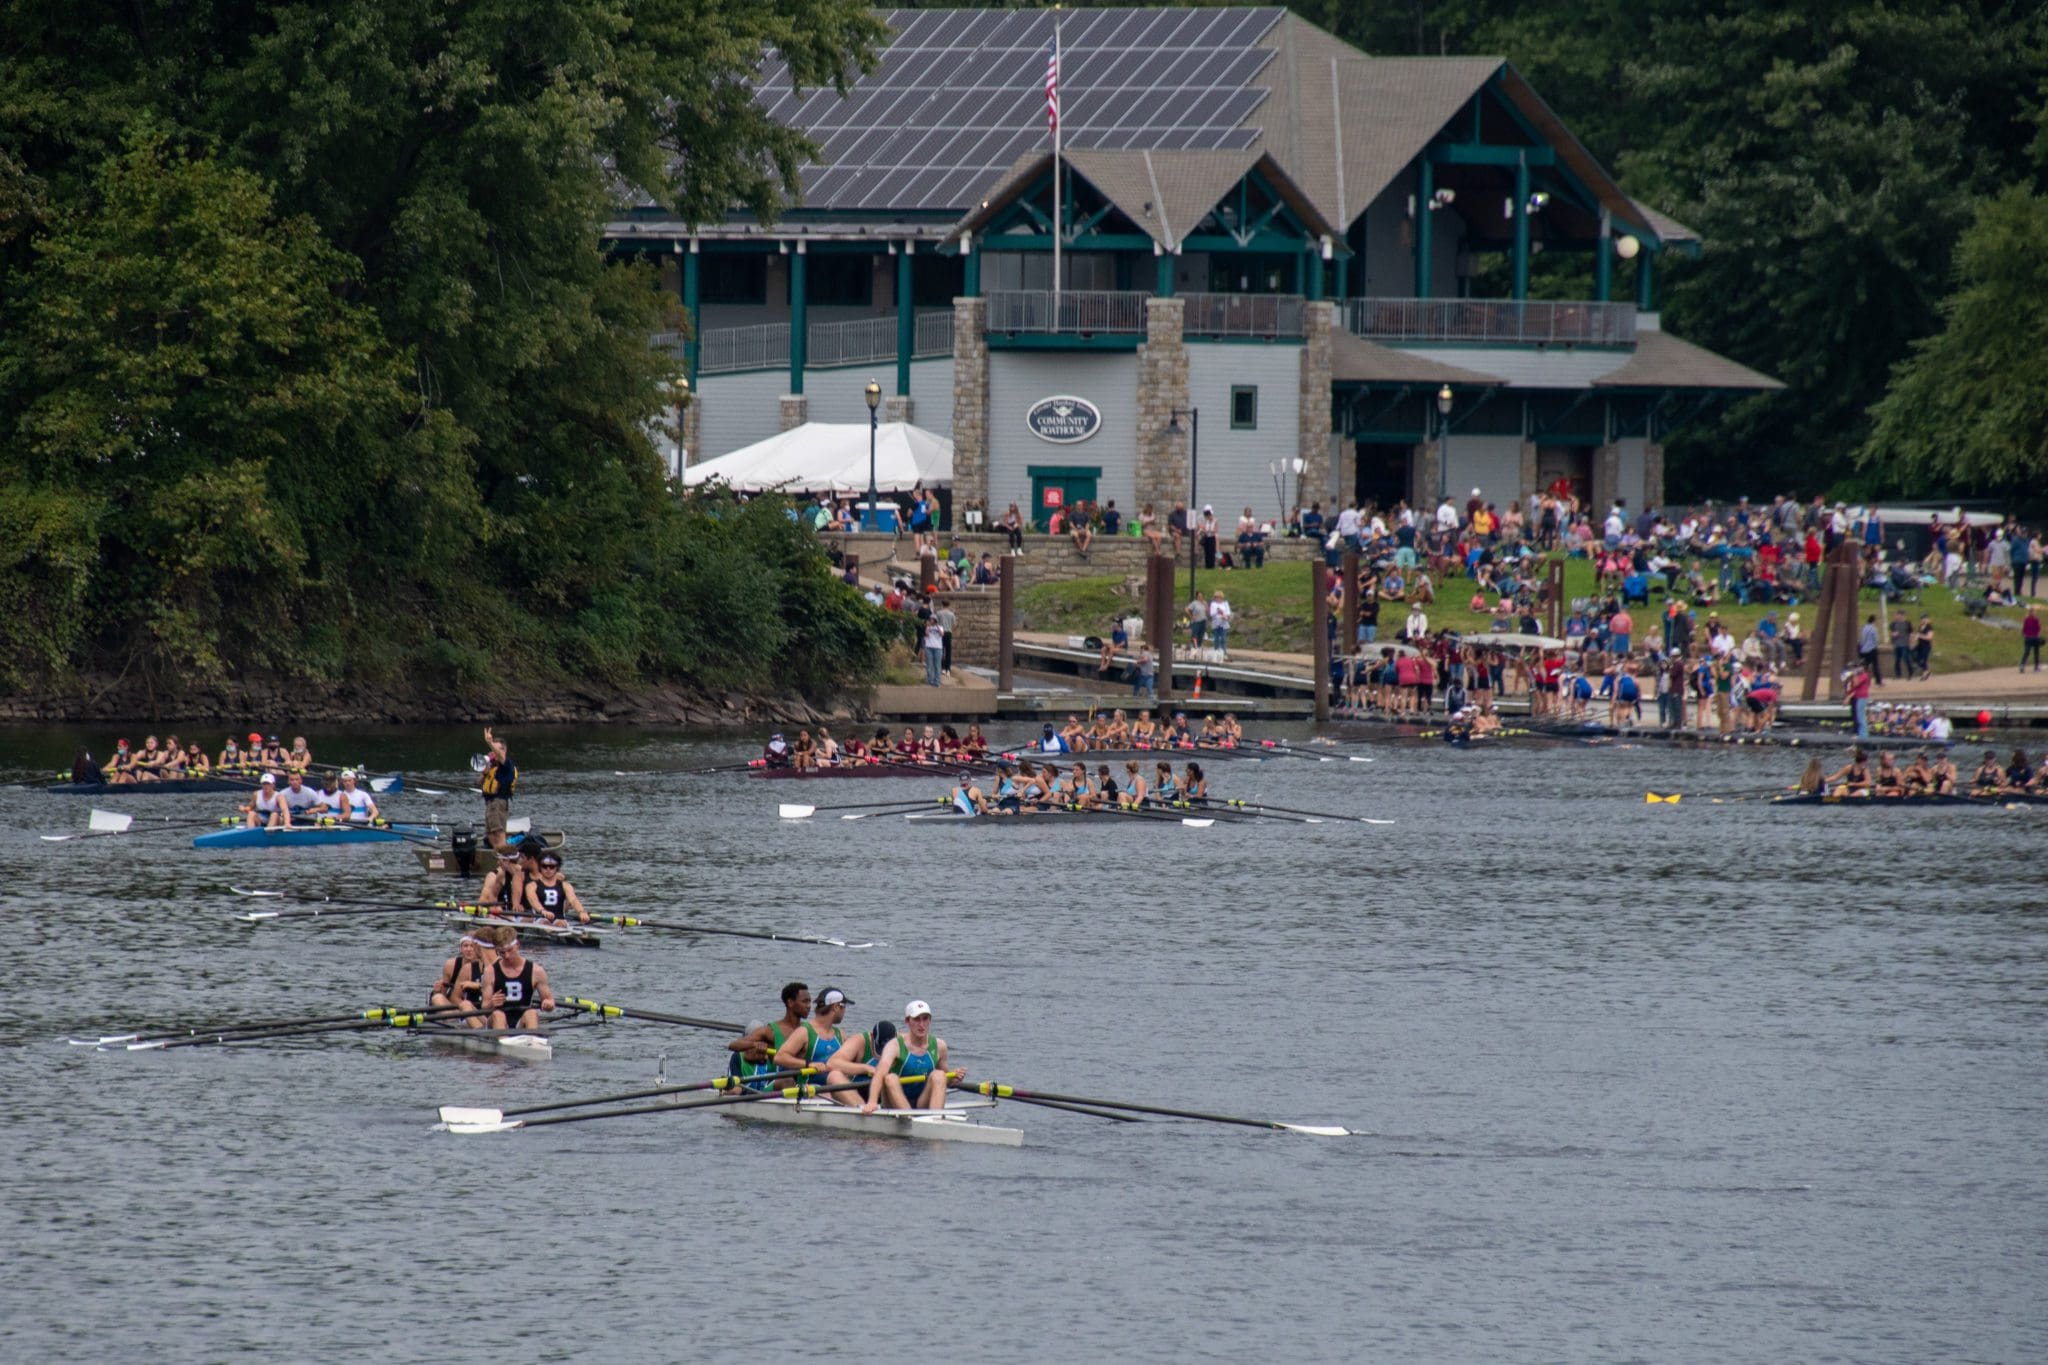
[682,421,952,493]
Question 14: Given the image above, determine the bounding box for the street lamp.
[1167,406,1199,605]
[671,375,691,481]
[1435,384,1453,506]
[1290,455,1305,521]
[863,379,882,531]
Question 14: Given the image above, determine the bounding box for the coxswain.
[761,731,793,769]
[1119,761,1149,809]
[863,1001,959,1114]
[1181,761,1208,805]
[430,937,490,1027]
[240,773,283,827]
[278,769,324,826]
[1826,748,1873,796]
[325,769,380,824]
[790,729,817,772]
[525,850,588,924]
[479,725,518,855]
[1901,752,1935,795]
[1032,722,1069,755]
[1928,752,1959,795]
[484,925,555,1031]
[728,983,812,1091]
[1971,751,2004,793]
[772,987,874,1108]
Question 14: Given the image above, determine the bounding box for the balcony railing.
[1345,297,1636,346]
[985,289,1149,335]
[806,316,897,368]
[1181,292,1304,339]
[915,309,953,357]
[686,311,955,375]
[698,322,790,374]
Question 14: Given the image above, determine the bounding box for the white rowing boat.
[722,1092,1022,1146]
[420,1026,554,1062]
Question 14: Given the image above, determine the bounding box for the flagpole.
[1051,14,1063,333]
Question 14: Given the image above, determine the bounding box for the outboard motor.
[450,825,480,878]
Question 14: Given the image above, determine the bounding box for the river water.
[2,725,2042,1362]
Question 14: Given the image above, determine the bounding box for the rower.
[1197,714,1226,746]
[260,734,288,769]
[241,731,266,770]
[1218,712,1244,746]
[2008,748,2037,792]
[278,770,324,827]
[1103,711,1132,746]
[286,736,314,773]
[893,727,921,763]
[431,937,489,1027]
[729,982,812,1091]
[484,925,554,1031]
[990,764,1022,814]
[1119,760,1148,809]
[481,837,544,919]
[918,726,942,761]
[1971,752,2004,793]
[814,727,841,767]
[1825,748,1873,796]
[325,769,380,824]
[160,735,188,777]
[1060,715,1089,753]
[1064,761,1096,810]
[1181,761,1208,805]
[772,987,874,1108]
[1032,722,1070,755]
[1094,764,1120,809]
[1928,752,1959,795]
[1015,759,1054,810]
[182,742,211,776]
[240,772,284,827]
[961,724,991,755]
[863,1001,959,1114]
[102,739,135,784]
[1130,711,1159,746]
[1163,712,1193,746]
[131,736,167,781]
[1152,761,1177,805]
[1901,752,1935,795]
[525,850,588,924]
[479,726,518,855]
[1086,713,1113,749]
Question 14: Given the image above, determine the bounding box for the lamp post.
[1435,384,1453,507]
[863,379,882,531]
[1290,455,1305,522]
[1167,407,1198,605]
[671,375,691,482]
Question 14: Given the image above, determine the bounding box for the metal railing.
[915,309,953,357]
[806,316,898,368]
[1181,292,1305,339]
[984,289,1149,335]
[1345,297,1637,346]
[697,322,790,374]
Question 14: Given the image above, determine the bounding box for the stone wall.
[1409,439,1439,510]
[681,400,701,467]
[939,587,1000,667]
[1297,302,1335,500]
[1133,297,1189,514]
[825,531,1315,596]
[1644,441,1666,508]
[1591,443,1619,516]
[883,394,914,425]
[778,395,807,431]
[950,296,990,507]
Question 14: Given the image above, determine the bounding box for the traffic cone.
[1192,668,1205,700]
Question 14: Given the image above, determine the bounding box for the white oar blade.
[436,1106,504,1126]
[442,1119,522,1135]
[1304,818,1325,824]
[1182,818,1215,828]
[123,1041,169,1051]
[1347,756,1373,763]
[235,912,280,923]
[230,886,284,898]
[506,816,532,834]
[369,777,395,793]
[89,809,133,833]
[69,1035,136,1046]
[40,834,79,842]
[1277,1123,1352,1137]
[413,784,449,796]
[779,804,815,820]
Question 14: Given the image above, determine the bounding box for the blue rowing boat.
[192,821,438,850]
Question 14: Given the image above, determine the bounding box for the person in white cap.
[863,1001,958,1113]
[774,987,877,1108]
[238,772,284,828]
[323,769,380,825]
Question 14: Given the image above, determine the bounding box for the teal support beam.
[1636,249,1656,310]
[1594,210,1611,302]
[1512,156,1530,300]
[895,245,913,396]
[1428,144,1556,167]
[1154,248,1175,297]
[963,235,980,296]
[1291,252,1303,293]
[1334,256,1349,300]
[1415,160,1434,298]
[682,244,700,387]
[1307,249,1325,301]
[788,244,807,395]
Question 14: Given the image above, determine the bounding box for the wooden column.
[1312,562,1331,724]
[997,555,1015,694]
[1147,555,1176,700]
[1545,559,1566,639]
[1828,546,1862,701]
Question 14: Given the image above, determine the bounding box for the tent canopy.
[683,421,952,494]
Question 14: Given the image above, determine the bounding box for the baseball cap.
[248,732,262,744]
[904,1000,932,1019]
[260,773,276,785]
[340,768,356,779]
[817,987,853,1009]
[540,852,561,867]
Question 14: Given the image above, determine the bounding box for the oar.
[1249,741,1331,763]
[966,1082,1351,1136]
[779,797,949,819]
[42,810,234,842]
[1214,799,1393,825]
[557,997,746,1033]
[437,1069,818,1126]
[988,1092,1143,1123]
[126,1007,475,1051]
[596,914,872,949]
[70,1004,465,1048]
[231,887,477,909]
[237,901,481,923]
[443,1081,867,1134]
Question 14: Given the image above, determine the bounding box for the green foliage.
[0,0,892,703]
[1860,187,2048,495]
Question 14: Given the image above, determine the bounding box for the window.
[1230,385,1258,430]
[910,254,965,307]
[699,255,767,305]
[801,254,873,307]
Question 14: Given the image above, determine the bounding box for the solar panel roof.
[756,7,1287,213]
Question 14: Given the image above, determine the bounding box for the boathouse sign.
[1025,395,1102,444]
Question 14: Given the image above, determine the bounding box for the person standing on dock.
[2023,604,2043,672]
[479,726,517,855]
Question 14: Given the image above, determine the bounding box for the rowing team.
[430,925,556,1030]
[1442,707,1505,742]
[946,758,1210,815]
[478,837,590,925]
[238,769,381,828]
[1808,747,2042,797]
[763,723,992,770]
[729,984,956,1115]
[1028,709,1245,754]
[94,731,312,783]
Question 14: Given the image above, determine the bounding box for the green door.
[1028,466,1100,531]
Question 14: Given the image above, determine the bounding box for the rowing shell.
[419,1026,553,1062]
[439,912,606,948]
[1770,791,2047,807]
[722,1092,1021,1146]
[903,808,1230,827]
[45,773,405,796]
[193,821,438,849]
[412,830,568,877]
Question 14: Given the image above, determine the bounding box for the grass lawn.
[1016,556,2040,675]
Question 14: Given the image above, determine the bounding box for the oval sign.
[1025,394,1102,444]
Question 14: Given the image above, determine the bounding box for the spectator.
[1858,614,1882,684]
[1913,614,1934,681]
[1139,502,1163,554]
[937,599,957,675]
[1069,508,1093,556]
[1889,609,1913,681]
[1403,603,1428,641]
[1184,595,1207,655]
[1002,502,1024,554]
[1208,590,1233,658]
[921,614,944,687]
[2022,604,2042,673]
[1610,605,1633,657]
[1168,501,1189,555]
[1101,500,1123,536]
[1199,504,1219,569]
[1133,645,1157,699]
[1302,502,1325,538]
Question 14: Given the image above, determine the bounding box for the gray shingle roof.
[1593,330,1783,390]
[1330,332,1504,386]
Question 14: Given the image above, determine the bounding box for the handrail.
[1345,297,1636,346]
[1181,292,1304,339]
[984,290,1149,335]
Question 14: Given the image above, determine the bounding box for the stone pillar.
[779,395,807,431]
[1591,443,1619,517]
[950,296,990,508]
[1297,302,1335,510]
[681,398,702,467]
[1643,440,1666,509]
[883,395,914,425]
[1410,440,1440,511]
[1334,435,1356,510]
[1517,439,1538,508]
[1134,296,1189,516]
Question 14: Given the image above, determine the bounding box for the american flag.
[1044,41,1060,134]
